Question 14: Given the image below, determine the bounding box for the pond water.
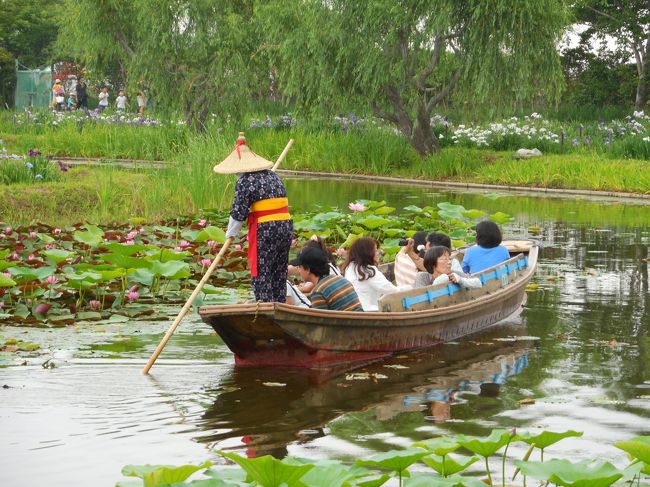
[1,178,649,486]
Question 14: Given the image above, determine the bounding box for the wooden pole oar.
[271,139,294,171]
[142,237,233,374]
[142,138,294,374]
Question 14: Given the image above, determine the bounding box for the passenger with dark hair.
[461,220,511,274]
[288,235,341,294]
[426,232,464,274]
[394,230,427,286]
[291,247,362,311]
[414,246,482,289]
[341,237,411,311]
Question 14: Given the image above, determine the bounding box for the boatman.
[213,132,293,302]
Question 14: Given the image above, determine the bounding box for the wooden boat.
[199,239,538,369]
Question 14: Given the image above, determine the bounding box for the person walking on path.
[214,132,293,302]
[76,79,88,110]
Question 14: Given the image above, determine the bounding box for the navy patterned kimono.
[231,170,293,302]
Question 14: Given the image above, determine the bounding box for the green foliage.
[514,459,625,487]
[614,435,650,466]
[120,461,212,487]
[516,430,584,451]
[218,451,313,487]
[260,0,569,154]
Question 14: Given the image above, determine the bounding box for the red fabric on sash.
[247,206,289,277]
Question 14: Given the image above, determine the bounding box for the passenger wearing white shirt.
[341,237,411,311]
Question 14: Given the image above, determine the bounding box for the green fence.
[15,66,52,109]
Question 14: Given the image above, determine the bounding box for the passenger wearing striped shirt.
[291,247,363,311]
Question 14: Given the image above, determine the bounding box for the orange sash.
[247,197,291,277]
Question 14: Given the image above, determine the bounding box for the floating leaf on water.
[515,459,623,487]
[346,372,388,381]
[262,382,287,387]
[120,461,213,485]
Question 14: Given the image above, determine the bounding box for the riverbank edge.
[278,169,650,202]
[54,157,650,201]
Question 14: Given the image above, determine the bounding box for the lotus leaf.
[299,463,378,487]
[356,216,392,230]
[0,249,10,259]
[356,448,431,476]
[130,268,155,286]
[516,430,583,450]
[36,233,55,243]
[195,226,226,243]
[121,461,212,486]
[0,260,14,271]
[437,202,467,221]
[489,212,512,224]
[14,302,30,319]
[9,266,57,282]
[181,229,201,242]
[374,206,396,215]
[455,429,511,457]
[219,451,313,487]
[421,455,478,477]
[145,248,190,262]
[42,249,75,264]
[413,437,460,457]
[366,200,387,209]
[353,474,391,487]
[74,229,103,247]
[614,435,650,464]
[0,274,16,287]
[150,261,190,279]
[103,242,152,256]
[102,253,153,269]
[402,205,423,213]
[461,209,486,220]
[383,228,403,237]
[514,459,623,487]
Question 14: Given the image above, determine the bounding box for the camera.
[398,238,409,246]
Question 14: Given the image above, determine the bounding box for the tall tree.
[57,0,268,126]
[258,0,569,156]
[576,0,650,111]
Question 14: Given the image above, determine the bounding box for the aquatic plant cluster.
[0,142,72,184]
[10,109,167,128]
[115,428,650,486]
[0,201,506,324]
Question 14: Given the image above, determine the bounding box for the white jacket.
[344,264,411,311]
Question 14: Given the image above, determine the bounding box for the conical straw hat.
[212,132,273,174]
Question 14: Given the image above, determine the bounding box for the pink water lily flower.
[126,230,138,240]
[53,228,62,235]
[234,244,242,251]
[4,227,12,235]
[28,254,36,262]
[336,248,347,257]
[207,240,217,248]
[174,246,183,252]
[179,240,190,249]
[126,291,139,302]
[45,275,59,285]
[2,272,11,279]
[125,239,135,245]
[0,301,4,309]
[10,252,19,260]
[200,258,212,268]
[348,202,367,212]
[198,219,207,227]
[29,232,38,238]
[88,300,101,311]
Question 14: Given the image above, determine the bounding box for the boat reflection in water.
[195,325,535,458]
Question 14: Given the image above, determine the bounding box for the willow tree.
[57,0,267,127]
[259,0,569,155]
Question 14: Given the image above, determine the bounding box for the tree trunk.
[635,73,647,111]
[409,104,439,156]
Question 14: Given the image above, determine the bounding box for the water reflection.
[196,325,534,458]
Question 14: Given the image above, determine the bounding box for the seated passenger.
[291,247,363,311]
[462,221,511,274]
[288,235,340,294]
[415,246,482,289]
[426,232,464,274]
[341,237,411,311]
[394,231,427,286]
[286,280,310,307]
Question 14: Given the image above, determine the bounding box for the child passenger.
[414,246,482,289]
[461,221,510,274]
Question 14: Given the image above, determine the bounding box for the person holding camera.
[394,231,427,286]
